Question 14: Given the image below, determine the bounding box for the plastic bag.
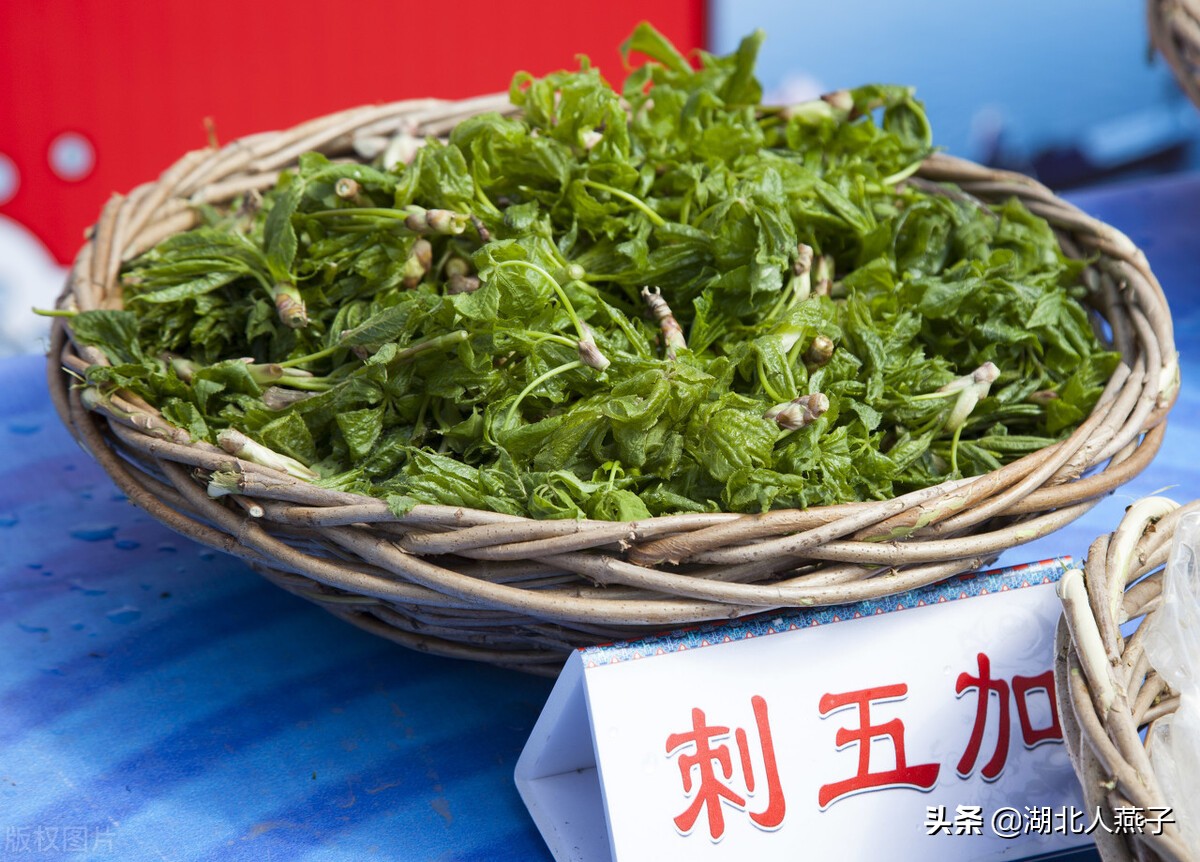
[1143,510,1200,855]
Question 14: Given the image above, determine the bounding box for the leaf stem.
[882,159,925,186]
[949,425,964,475]
[690,200,723,228]
[389,330,470,363]
[909,389,959,402]
[306,207,411,221]
[577,180,666,227]
[504,360,584,428]
[492,260,589,342]
[785,335,806,367]
[757,355,787,403]
[679,188,695,226]
[781,353,798,397]
[526,332,581,350]
[279,343,344,369]
[413,394,431,441]
[275,378,333,392]
[473,184,502,219]
[602,303,651,359]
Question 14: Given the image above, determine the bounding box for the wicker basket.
[1056,497,1199,862]
[1149,0,1200,110]
[48,94,1179,673]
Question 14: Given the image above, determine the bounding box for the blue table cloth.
[3,174,1198,861]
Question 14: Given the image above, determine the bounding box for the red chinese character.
[665,695,785,839]
[736,695,786,830]
[1012,670,1062,746]
[818,683,940,808]
[956,652,1011,780]
[666,707,741,839]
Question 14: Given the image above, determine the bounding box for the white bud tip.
[973,362,1000,384]
[217,428,247,454]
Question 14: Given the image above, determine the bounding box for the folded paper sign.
[516,559,1100,862]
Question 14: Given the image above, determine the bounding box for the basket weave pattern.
[49,95,1178,672]
[1150,0,1200,110]
[1056,498,1199,862]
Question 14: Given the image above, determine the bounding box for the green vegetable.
[65,23,1118,520]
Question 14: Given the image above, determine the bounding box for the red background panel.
[0,1,705,264]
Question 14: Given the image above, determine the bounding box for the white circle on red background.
[48,132,95,182]
[0,152,17,205]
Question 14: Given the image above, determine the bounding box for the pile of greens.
[66,25,1118,521]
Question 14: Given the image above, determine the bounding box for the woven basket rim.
[1056,496,1199,862]
[1149,0,1200,112]
[46,91,1181,670]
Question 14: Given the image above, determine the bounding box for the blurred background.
[713,0,1196,186]
[1,0,1193,356]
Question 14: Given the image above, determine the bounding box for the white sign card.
[516,558,1098,862]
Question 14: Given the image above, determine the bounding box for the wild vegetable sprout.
[63,24,1118,521]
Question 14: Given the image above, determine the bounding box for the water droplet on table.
[70,525,117,542]
[8,423,39,435]
[0,513,18,528]
[114,540,140,551]
[17,623,48,634]
[105,606,142,625]
[68,581,106,597]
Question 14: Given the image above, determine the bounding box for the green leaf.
[264,176,302,283]
[70,310,144,365]
[718,29,765,106]
[684,394,777,484]
[160,399,208,441]
[620,22,692,74]
[261,411,319,465]
[587,488,652,521]
[386,494,420,517]
[129,271,243,305]
[340,301,421,347]
[336,408,384,462]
